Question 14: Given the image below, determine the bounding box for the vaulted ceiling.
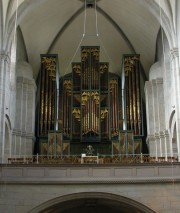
[2,0,176,79]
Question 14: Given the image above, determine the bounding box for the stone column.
[152,80,162,158]
[155,133,160,159]
[156,78,166,158]
[152,79,159,133]
[160,131,166,158]
[146,135,156,157]
[0,51,10,163]
[164,129,171,158]
[12,75,36,156]
[170,48,180,161]
[156,78,165,130]
[144,81,154,134]
[144,81,156,156]
[145,77,166,158]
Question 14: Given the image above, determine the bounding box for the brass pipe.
[40,63,45,135]
[44,67,49,135]
[48,75,52,131]
[132,64,137,135]
[135,59,141,135]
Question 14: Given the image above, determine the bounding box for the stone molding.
[146,135,155,143]
[1,164,180,185]
[156,78,163,84]
[163,129,170,137]
[151,79,156,85]
[17,76,36,86]
[152,131,170,139]
[144,78,163,89]
[144,81,152,91]
[154,132,160,139]
[159,131,165,138]
[12,129,34,138]
[150,78,163,86]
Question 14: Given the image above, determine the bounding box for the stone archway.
[29,192,156,213]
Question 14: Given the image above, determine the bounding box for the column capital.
[163,129,170,136]
[0,50,10,64]
[144,81,152,89]
[170,47,179,61]
[156,78,163,84]
[146,135,155,146]
[154,132,160,138]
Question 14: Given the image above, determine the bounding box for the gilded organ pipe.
[114,81,118,132]
[44,65,49,135]
[124,55,141,136]
[113,82,115,135]
[135,59,141,135]
[40,63,45,135]
[40,56,57,136]
[63,82,66,136]
[48,75,52,131]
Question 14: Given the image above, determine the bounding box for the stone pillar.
[12,74,36,156]
[156,78,166,158]
[145,76,166,159]
[145,81,156,156]
[146,135,156,157]
[0,51,10,163]
[156,78,165,130]
[144,81,154,135]
[155,133,160,159]
[164,129,172,157]
[152,79,159,132]
[10,61,37,157]
[160,131,166,158]
[170,48,180,161]
[152,80,162,158]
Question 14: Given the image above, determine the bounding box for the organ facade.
[37,46,145,156]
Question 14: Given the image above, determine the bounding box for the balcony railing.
[6,154,179,165]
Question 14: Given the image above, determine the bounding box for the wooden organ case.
[37,47,144,156]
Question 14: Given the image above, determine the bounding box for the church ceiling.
[1,0,176,79]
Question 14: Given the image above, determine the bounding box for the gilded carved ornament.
[124,56,139,76]
[81,91,90,105]
[110,79,117,89]
[91,91,99,104]
[81,91,99,105]
[63,80,72,89]
[81,48,90,61]
[100,64,108,74]
[72,108,81,121]
[101,108,108,120]
[91,48,99,60]
[73,64,81,75]
[42,57,56,79]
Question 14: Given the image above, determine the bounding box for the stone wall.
[1,164,180,213]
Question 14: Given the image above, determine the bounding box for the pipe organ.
[37,47,145,155]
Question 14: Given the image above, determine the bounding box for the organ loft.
[36,46,146,156]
